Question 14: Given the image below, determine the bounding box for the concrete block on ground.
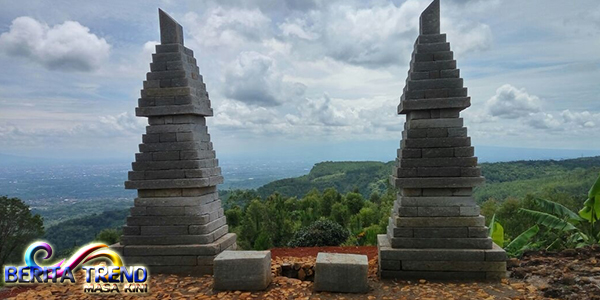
[314,253,369,293]
[213,250,271,291]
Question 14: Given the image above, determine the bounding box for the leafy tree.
[345,192,364,215]
[330,202,350,227]
[239,200,270,250]
[225,205,243,227]
[253,232,273,250]
[288,219,349,247]
[0,196,44,267]
[320,188,341,217]
[369,191,381,204]
[94,228,121,245]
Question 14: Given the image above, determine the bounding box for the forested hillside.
[258,156,600,203]
[257,161,393,199]
[42,156,600,253]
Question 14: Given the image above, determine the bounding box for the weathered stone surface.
[379,0,506,279]
[214,251,272,291]
[399,196,476,207]
[122,233,236,256]
[392,176,485,188]
[314,253,369,293]
[395,216,485,227]
[399,97,470,113]
[388,237,492,249]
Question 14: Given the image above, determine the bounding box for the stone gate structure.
[113,9,236,275]
[377,0,507,280]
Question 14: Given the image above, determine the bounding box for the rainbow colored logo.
[23,242,123,279]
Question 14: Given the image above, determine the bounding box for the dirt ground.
[2,245,599,299]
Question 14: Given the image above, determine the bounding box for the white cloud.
[0,17,110,72]
[222,51,305,106]
[485,84,542,119]
[183,7,271,49]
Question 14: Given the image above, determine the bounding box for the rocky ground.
[508,245,600,300]
[2,245,599,299]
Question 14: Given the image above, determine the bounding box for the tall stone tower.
[377,0,506,280]
[115,9,236,275]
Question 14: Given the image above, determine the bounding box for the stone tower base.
[378,235,506,280]
[112,233,236,275]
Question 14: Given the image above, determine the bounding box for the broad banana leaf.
[534,197,581,221]
[488,214,504,247]
[519,208,578,231]
[579,173,600,222]
[506,225,540,252]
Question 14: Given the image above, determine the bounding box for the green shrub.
[288,219,349,247]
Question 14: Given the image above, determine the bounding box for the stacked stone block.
[113,9,236,275]
[377,0,506,280]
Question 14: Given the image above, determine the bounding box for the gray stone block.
[378,235,485,261]
[131,159,218,171]
[459,206,481,216]
[140,225,188,235]
[123,226,140,235]
[407,118,463,129]
[314,253,369,293]
[411,60,456,72]
[380,259,401,270]
[421,148,454,158]
[214,251,271,291]
[402,137,471,149]
[407,78,463,90]
[454,146,475,157]
[416,42,450,53]
[399,97,470,113]
[139,142,212,153]
[448,127,468,137]
[399,196,476,207]
[417,167,460,177]
[402,261,506,272]
[127,215,211,226]
[393,177,484,189]
[125,178,211,189]
[418,0,439,35]
[123,233,236,256]
[412,227,468,238]
[440,69,460,78]
[468,227,489,238]
[146,70,186,80]
[485,243,507,261]
[136,104,213,117]
[189,216,227,234]
[416,33,446,44]
[122,233,216,245]
[395,216,485,227]
[399,157,477,167]
[159,9,184,45]
[134,193,218,207]
[417,206,461,217]
[380,270,485,280]
[389,237,492,249]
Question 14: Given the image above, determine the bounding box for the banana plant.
[579,172,600,238]
[488,214,504,247]
[505,225,540,256]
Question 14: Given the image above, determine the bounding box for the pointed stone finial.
[159,8,184,45]
[419,0,440,35]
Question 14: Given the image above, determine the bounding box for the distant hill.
[257,161,395,198]
[44,209,128,253]
[257,156,600,202]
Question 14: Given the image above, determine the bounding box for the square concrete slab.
[213,250,271,291]
[314,253,369,293]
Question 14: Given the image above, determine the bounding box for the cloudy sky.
[0,0,599,162]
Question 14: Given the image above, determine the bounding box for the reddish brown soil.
[271,246,378,260]
[0,286,35,299]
